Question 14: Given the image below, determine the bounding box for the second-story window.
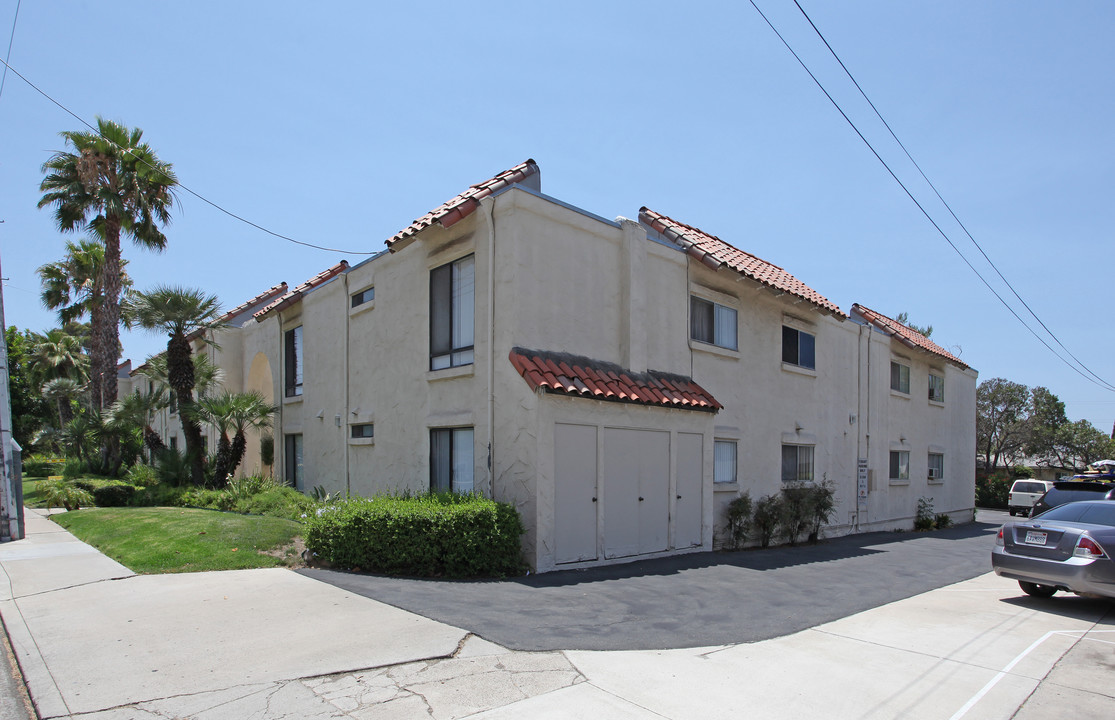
[285,326,303,397]
[929,373,945,403]
[690,296,738,350]
[891,361,910,394]
[782,326,816,369]
[430,255,475,370]
[351,286,375,308]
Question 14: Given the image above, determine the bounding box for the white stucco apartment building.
[133,160,978,573]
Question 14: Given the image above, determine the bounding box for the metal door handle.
[638,496,644,501]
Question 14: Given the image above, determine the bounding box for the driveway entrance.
[299,514,1006,652]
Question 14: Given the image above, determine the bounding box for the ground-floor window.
[714,440,737,483]
[285,434,304,491]
[890,450,910,481]
[430,427,474,493]
[928,452,944,480]
[781,444,814,483]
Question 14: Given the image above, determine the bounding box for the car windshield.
[1034,502,1115,527]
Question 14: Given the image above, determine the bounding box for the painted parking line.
[948,629,1113,720]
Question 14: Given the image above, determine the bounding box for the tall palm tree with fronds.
[38,118,177,412]
[227,391,277,478]
[123,286,225,486]
[106,387,169,456]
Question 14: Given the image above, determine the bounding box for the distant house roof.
[183,282,289,343]
[851,304,968,368]
[638,208,845,318]
[386,159,540,250]
[509,347,722,413]
[254,262,349,320]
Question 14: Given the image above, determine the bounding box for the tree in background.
[38,118,177,412]
[976,378,1031,472]
[3,327,54,452]
[894,311,933,338]
[124,287,224,485]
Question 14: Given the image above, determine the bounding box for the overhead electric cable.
[746,1,1115,392]
[0,0,20,101]
[791,0,1115,392]
[0,56,375,256]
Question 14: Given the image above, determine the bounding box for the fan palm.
[198,391,276,485]
[38,118,178,412]
[41,377,85,427]
[28,329,89,388]
[106,387,169,455]
[123,286,225,485]
[37,237,131,328]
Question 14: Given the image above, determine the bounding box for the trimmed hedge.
[304,493,524,578]
[93,484,138,507]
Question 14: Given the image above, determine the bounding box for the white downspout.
[343,272,351,497]
[486,197,497,498]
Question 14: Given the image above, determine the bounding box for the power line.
[0,0,19,101]
[746,0,1115,393]
[790,0,1115,393]
[0,56,376,256]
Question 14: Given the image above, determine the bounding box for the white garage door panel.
[554,423,599,564]
[603,427,669,558]
[675,432,703,548]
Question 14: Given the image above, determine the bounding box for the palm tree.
[137,352,224,403]
[41,377,84,427]
[198,391,276,485]
[123,286,225,485]
[37,238,131,328]
[106,387,169,456]
[38,118,178,412]
[28,328,88,389]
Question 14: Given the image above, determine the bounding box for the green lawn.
[52,507,302,573]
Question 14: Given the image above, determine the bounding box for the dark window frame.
[430,255,475,370]
[350,423,374,439]
[690,296,738,350]
[782,326,816,369]
[351,286,375,308]
[284,326,304,397]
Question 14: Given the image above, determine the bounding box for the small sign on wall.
[857,458,869,500]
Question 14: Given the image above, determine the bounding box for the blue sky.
[1,1,1112,433]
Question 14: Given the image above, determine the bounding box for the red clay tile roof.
[510,347,722,412]
[639,208,845,318]
[254,262,349,320]
[386,160,540,250]
[851,304,968,368]
[185,282,290,343]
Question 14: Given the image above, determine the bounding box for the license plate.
[1024,531,1048,545]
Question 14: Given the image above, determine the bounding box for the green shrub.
[752,494,783,548]
[779,483,813,545]
[155,449,192,487]
[235,487,315,520]
[62,459,83,481]
[724,493,753,550]
[125,463,160,488]
[260,435,275,468]
[975,474,1011,509]
[934,512,953,530]
[806,480,837,543]
[305,492,524,577]
[131,483,188,507]
[915,496,936,531]
[39,478,94,511]
[21,456,55,477]
[73,480,95,493]
[93,484,137,507]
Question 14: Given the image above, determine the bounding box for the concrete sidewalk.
[1,509,1112,719]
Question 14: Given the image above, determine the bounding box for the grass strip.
[53,507,301,574]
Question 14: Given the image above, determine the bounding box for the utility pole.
[0,239,23,541]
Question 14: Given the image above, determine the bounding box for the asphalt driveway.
[299,512,1007,652]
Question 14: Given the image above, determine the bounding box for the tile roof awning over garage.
[851,303,969,369]
[386,159,540,251]
[510,347,722,412]
[639,207,845,318]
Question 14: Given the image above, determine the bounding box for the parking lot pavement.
[301,517,1004,651]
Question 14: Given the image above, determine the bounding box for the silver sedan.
[992,500,1115,599]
